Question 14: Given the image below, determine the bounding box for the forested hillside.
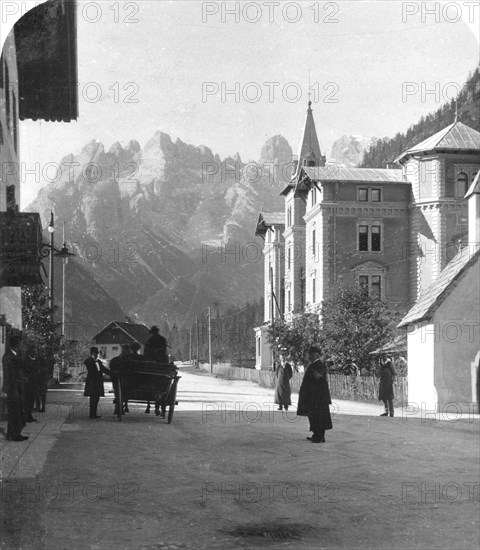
[361,68,480,168]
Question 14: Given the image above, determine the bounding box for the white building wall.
[406,321,437,410]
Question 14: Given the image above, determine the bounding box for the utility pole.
[195,315,199,368]
[47,210,54,311]
[207,307,212,373]
[189,327,192,364]
[270,265,275,370]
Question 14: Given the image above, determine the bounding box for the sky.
[3,0,478,208]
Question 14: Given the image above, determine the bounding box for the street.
[1,368,479,550]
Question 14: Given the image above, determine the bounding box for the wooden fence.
[199,363,408,405]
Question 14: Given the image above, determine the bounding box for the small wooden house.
[92,321,151,362]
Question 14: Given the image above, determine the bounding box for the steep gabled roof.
[255,212,284,237]
[395,121,480,164]
[93,321,151,345]
[398,247,480,327]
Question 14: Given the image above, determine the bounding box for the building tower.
[281,101,325,320]
[395,119,480,302]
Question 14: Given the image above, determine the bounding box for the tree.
[267,309,321,368]
[21,285,60,363]
[319,286,400,373]
[267,285,400,373]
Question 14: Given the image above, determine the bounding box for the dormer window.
[311,187,317,206]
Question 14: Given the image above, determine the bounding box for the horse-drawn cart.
[112,360,181,424]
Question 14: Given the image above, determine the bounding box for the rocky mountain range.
[329,135,379,168]
[30,132,292,330]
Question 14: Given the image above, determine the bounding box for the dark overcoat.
[84,356,109,397]
[144,334,168,363]
[274,363,293,406]
[2,349,27,429]
[378,361,395,401]
[297,359,332,416]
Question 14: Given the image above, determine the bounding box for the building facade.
[254,102,480,369]
[1,1,78,391]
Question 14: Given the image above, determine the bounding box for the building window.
[456,173,468,198]
[287,247,291,270]
[371,226,381,251]
[358,274,382,299]
[359,225,369,251]
[358,224,382,252]
[257,337,260,357]
[312,276,316,303]
[358,188,381,202]
[287,205,292,227]
[288,290,291,312]
[312,187,317,206]
[312,229,316,255]
[268,262,272,282]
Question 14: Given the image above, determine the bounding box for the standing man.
[23,344,39,423]
[297,346,333,443]
[377,354,396,417]
[2,333,28,441]
[144,325,168,363]
[84,347,110,419]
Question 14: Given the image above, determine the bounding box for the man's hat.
[150,325,159,334]
[90,346,99,354]
[309,345,321,354]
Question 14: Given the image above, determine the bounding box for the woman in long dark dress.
[274,355,293,411]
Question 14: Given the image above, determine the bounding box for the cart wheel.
[117,379,122,422]
[167,383,178,424]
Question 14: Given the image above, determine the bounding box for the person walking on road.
[377,354,396,417]
[84,347,110,419]
[2,333,28,441]
[274,354,293,411]
[297,346,333,443]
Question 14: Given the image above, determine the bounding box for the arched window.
[456,173,468,198]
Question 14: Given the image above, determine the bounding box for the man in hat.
[2,333,28,441]
[144,325,168,364]
[377,353,396,417]
[297,346,333,443]
[84,347,110,419]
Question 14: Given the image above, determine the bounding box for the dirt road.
[1,368,479,549]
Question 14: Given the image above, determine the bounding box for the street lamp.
[54,222,75,338]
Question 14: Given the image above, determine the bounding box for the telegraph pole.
[207,307,212,373]
[189,327,192,364]
[195,315,199,368]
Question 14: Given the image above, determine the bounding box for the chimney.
[465,170,480,246]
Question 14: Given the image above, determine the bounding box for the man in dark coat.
[144,326,168,363]
[377,354,396,417]
[84,347,110,419]
[297,346,333,443]
[23,345,39,422]
[2,334,28,441]
[34,353,52,413]
[110,344,130,414]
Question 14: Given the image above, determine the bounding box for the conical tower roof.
[297,101,325,170]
